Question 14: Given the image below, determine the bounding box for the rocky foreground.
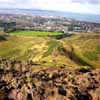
[0,57,100,100]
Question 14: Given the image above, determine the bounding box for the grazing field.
[10,30,63,37]
[0,31,100,69]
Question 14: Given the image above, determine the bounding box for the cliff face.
[0,57,100,100]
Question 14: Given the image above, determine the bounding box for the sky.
[0,0,100,14]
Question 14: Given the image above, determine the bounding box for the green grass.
[10,30,62,37]
[0,36,35,60]
[73,49,94,68]
[43,40,60,57]
[84,45,100,61]
[64,34,100,68]
[43,40,67,57]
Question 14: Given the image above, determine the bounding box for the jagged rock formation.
[0,57,100,100]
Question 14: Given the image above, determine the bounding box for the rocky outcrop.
[0,57,100,100]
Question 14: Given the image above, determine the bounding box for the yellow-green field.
[0,31,100,69]
[10,30,62,37]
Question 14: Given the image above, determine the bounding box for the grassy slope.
[64,34,100,68]
[0,31,100,69]
[0,36,48,60]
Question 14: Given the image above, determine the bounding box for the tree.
[3,22,16,33]
[3,24,9,33]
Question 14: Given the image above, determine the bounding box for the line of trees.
[0,22,16,33]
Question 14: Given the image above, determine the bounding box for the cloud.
[0,0,15,4]
[71,0,100,4]
[0,0,100,14]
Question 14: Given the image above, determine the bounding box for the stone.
[58,86,66,96]
[27,93,33,100]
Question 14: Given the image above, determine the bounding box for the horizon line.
[0,8,100,15]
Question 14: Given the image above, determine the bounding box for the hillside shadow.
[0,35,8,42]
[60,46,94,68]
[54,34,73,40]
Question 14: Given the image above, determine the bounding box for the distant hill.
[0,8,100,23]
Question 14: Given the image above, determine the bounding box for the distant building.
[94,27,100,33]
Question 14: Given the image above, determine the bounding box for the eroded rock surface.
[0,57,100,100]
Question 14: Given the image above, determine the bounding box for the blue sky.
[0,0,100,14]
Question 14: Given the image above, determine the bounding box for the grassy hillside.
[0,31,100,69]
[64,34,100,68]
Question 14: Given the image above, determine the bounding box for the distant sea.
[0,8,100,23]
